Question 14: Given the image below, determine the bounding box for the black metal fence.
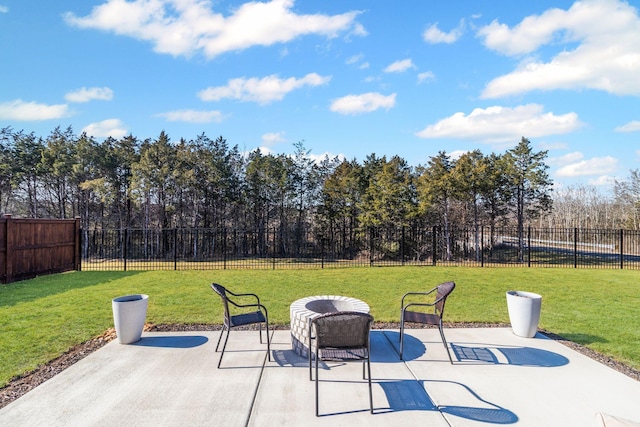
[80,226,640,270]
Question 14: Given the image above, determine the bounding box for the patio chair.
[210,283,271,368]
[309,311,374,416]
[399,281,456,362]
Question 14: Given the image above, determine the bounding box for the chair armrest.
[226,289,261,302]
[402,293,447,312]
[402,301,436,311]
[226,293,268,319]
[228,298,268,313]
[225,289,262,307]
[401,287,437,310]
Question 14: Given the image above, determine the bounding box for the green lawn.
[1,267,639,387]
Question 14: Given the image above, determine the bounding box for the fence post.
[620,229,624,270]
[123,227,128,272]
[432,226,437,266]
[481,226,484,267]
[574,228,578,268]
[4,214,12,284]
[75,217,82,271]
[272,228,276,270]
[401,226,405,266]
[369,227,374,267]
[527,226,531,267]
[223,228,227,270]
[173,228,178,270]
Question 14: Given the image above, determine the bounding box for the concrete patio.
[1,327,639,426]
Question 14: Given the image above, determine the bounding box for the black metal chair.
[399,281,456,362]
[210,283,271,368]
[309,311,374,416]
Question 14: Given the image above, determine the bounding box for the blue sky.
[1,0,639,190]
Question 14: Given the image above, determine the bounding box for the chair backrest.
[211,283,231,326]
[312,311,374,349]
[435,281,456,318]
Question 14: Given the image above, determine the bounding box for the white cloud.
[309,151,345,164]
[65,87,114,103]
[64,0,363,59]
[479,0,640,97]
[550,151,584,166]
[262,131,286,145]
[346,54,369,69]
[417,71,435,84]
[477,8,567,56]
[423,21,464,44]
[0,5,8,13]
[588,175,616,186]
[555,153,618,177]
[416,104,582,143]
[82,119,127,138]
[256,146,274,156]
[198,73,330,104]
[615,120,640,132]
[349,22,368,38]
[346,54,363,65]
[156,109,224,123]
[330,92,396,115]
[0,99,71,121]
[449,149,469,160]
[384,58,415,73]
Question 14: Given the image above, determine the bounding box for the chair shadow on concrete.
[378,380,437,412]
[451,343,569,367]
[132,335,209,348]
[374,331,425,362]
[432,380,519,424]
[271,331,518,422]
[272,330,427,367]
[378,379,518,424]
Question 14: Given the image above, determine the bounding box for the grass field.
[1,267,639,388]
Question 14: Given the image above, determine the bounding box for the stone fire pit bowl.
[290,295,370,358]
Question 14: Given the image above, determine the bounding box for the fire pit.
[290,295,370,357]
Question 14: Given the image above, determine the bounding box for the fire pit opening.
[305,299,356,314]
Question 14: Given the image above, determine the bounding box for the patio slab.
[1,328,639,426]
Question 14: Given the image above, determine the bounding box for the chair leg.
[438,324,453,364]
[399,315,405,360]
[265,321,271,362]
[309,347,313,381]
[217,327,231,369]
[366,355,373,414]
[309,326,315,381]
[315,351,320,417]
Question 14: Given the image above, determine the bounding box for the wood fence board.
[0,216,80,284]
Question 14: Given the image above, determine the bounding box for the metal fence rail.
[80,226,640,271]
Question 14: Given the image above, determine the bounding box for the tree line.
[1,125,638,240]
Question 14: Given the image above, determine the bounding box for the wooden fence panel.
[0,215,81,284]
